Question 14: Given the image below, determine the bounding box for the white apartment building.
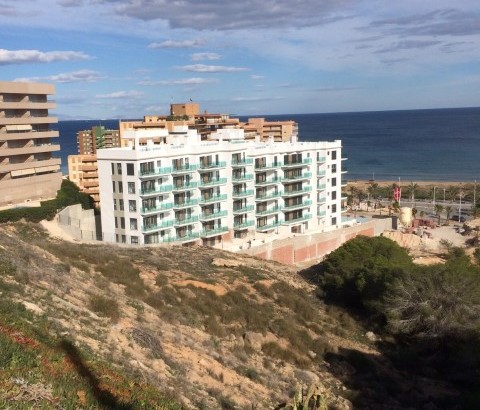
[97,126,346,246]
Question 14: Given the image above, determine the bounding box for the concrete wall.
[239,219,392,265]
[57,204,100,241]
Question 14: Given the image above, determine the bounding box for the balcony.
[199,194,228,204]
[0,143,60,157]
[200,210,228,221]
[256,221,283,232]
[255,191,282,201]
[233,204,254,214]
[233,220,254,230]
[139,166,172,178]
[174,216,199,226]
[142,220,174,232]
[0,115,58,125]
[317,170,326,177]
[0,130,59,141]
[200,226,228,237]
[283,200,312,210]
[281,158,312,168]
[341,168,348,174]
[140,184,172,196]
[317,183,326,190]
[281,186,312,197]
[232,174,253,182]
[283,214,312,224]
[317,196,326,204]
[254,162,280,171]
[0,158,61,173]
[231,158,253,167]
[140,203,173,214]
[172,181,198,192]
[171,164,198,174]
[173,199,198,209]
[282,172,312,182]
[198,177,227,188]
[162,232,200,243]
[318,211,326,217]
[317,156,326,162]
[256,206,283,216]
[0,101,56,110]
[232,189,254,198]
[255,177,281,186]
[198,161,226,170]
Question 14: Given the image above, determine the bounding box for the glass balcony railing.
[233,220,255,229]
[256,220,283,231]
[199,194,228,204]
[172,182,198,191]
[198,177,227,187]
[140,185,173,195]
[281,158,312,167]
[232,174,253,182]
[317,170,326,177]
[162,232,200,243]
[317,196,327,204]
[283,213,312,224]
[199,210,228,221]
[317,183,326,190]
[172,164,198,173]
[317,156,326,162]
[200,226,228,237]
[255,177,281,186]
[140,202,173,214]
[232,189,254,198]
[318,211,326,217]
[173,199,198,208]
[254,162,281,170]
[174,216,199,226]
[281,186,312,196]
[255,191,282,201]
[233,204,255,213]
[283,200,312,210]
[231,158,253,166]
[282,172,312,182]
[198,161,226,170]
[142,220,174,232]
[255,206,283,216]
[139,166,172,177]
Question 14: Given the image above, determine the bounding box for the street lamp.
[458,191,464,222]
[433,186,437,211]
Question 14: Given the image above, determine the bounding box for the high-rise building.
[97,126,346,246]
[0,81,61,207]
[77,126,120,155]
[68,154,100,206]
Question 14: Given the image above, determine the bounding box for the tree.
[445,205,453,224]
[407,182,418,205]
[412,208,418,220]
[434,204,444,224]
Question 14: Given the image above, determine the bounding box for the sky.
[1,0,480,119]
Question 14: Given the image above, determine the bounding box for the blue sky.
[1,0,479,119]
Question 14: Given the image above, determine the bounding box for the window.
[331,217,337,226]
[332,164,337,173]
[331,178,337,187]
[120,217,125,229]
[332,191,337,200]
[127,163,134,176]
[121,235,126,243]
[115,217,118,228]
[118,181,123,193]
[128,182,135,194]
[332,204,337,213]
[130,218,138,230]
[113,199,117,210]
[129,200,137,212]
[112,181,116,193]
[131,236,139,245]
[332,150,337,160]
[111,163,115,175]
[117,163,122,175]
[119,199,124,211]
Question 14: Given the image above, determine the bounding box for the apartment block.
[0,81,61,207]
[77,125,120,155]
[97,126,346,246]
[243,117,298,142]
[68,154,100,206]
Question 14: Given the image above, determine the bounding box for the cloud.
[178,64,248,73]
[58,0,84,7]
[191,52,221,61]
[138,77,217,86]
[148,39,204,48]
[98,0,354,30]
[0,49,90,65]
[375,40,442,54]
[232,96,285,102]
[250,75,265,80]
[14,70,103,83]
[96,90,144,99]
[314,86,362,92]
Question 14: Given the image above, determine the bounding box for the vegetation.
[0,179,94,223]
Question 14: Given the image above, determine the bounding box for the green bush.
[89,294,121,322]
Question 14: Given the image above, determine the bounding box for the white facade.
[97,127,346,246]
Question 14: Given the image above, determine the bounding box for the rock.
[212,258,242,268]
[366,331,377,342]
[243,331,264,351]
[308,350,317,359]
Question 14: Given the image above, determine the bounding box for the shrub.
[89,294,120,323]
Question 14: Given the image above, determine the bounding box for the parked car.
[451,214,467,222]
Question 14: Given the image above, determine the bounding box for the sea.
[54,107,480,182]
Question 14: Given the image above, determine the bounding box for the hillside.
[0,222,462,409]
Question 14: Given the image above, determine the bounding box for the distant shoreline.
[346,180,476,189]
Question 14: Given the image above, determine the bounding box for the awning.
[5,125,32,132]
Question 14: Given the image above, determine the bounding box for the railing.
[317,170,326,177]
[317,156,326,162]
[140,185,173,195]
[255,177,281,186]
[174,216,199,226]
[283,213,312,224]
[172,164,198,173]
[318,211,326,217]
[232,174,253,182]
[281,186,312,196]
[199,194,228,204]
[317,196,327,204]
[140,203,173,214]
[255,191,282,201]
[172,182,198,191]
[139,166,172,177]
[162,232,200,243]
[142,220,174,232]
[173,199,199,208]
[231,158,253,166]
[233,220,254,229]
[232,189,254,198]
[198,177,227,187]
[256,206,283,216]
[199,210,228,220]
[233,204,255,213]
[200,226,228,237]
[256,221,283,231]
[317,184,326,190]
[282,172,312,182]
[254,162,281,170]
[282,158,312,167]
[283,200,312,210]
[198,161,226,170]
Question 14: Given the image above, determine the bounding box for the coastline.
[346,180,476,189]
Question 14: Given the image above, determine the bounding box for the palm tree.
[412,207,418,221]
[434,204,444,224]
[408,181,418,206]
[445,205,453,224]
[367,182,379,201]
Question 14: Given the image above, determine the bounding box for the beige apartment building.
[0,81,61,207]
[243,117,298,142]
[68,154,100,206]
[77,126,121,155]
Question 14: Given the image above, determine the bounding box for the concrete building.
[242,117,298,142]
[0,81,61,207]
[68,154,100,206]
[77,125,120,155]
[97,125,346,246]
